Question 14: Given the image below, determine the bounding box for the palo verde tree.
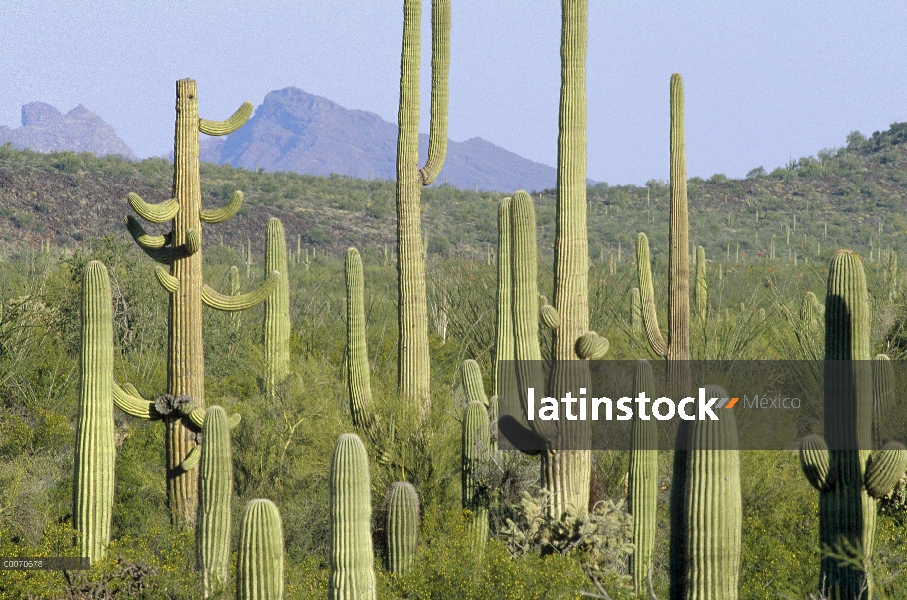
[395,0,450,411]
[124,79,278,526]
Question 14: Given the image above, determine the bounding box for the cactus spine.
[799,251,907,598]
[635,75,693,600]
[683,384,741,598]
[628,360,657,593]
[386,482,420,575]
[196,406,233,597]
[395,0,450,410]
[329,433,376,600]
[125,79,275,525]
[236,499,285,600]
[493,197,514,396]
[345,248,374,429]
[73,260,115,563]
[264,218,290,395]
[462,399,490,550]
[695,246,707,324]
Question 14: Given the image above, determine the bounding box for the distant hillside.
[0,122,905,267]
[199,87,558,193]
[0,102,135,160]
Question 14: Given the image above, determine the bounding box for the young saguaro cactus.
[628,360,657,593]
[73,260,115,564]
[264,218,291,396]
[683,384,742,599]
[386,482,420,575]
[630,287,642,336]
[462,399,491,550]
[345,248,374,430]
[329,433,377,600]
[236,499,285,600]
[395,0,450,411]
[195,406,233,597]
[124,79,278,525]
[695,246,707,324]
[493,197,514,397]
[799,251,907,598]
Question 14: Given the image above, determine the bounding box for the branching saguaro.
[395,0,450,411]
[124,79,278,526]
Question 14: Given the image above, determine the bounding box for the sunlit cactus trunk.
[345,248,374,429]
[264,218,291,396]
[395,0,450,411]
[125,79,274,526]
[73,260,115,564]
[629,360,657,593]
[492,196,514,396]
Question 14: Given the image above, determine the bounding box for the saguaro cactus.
[73,260,115,564]
[462,400,490,550]
[236,499,285,600]
[345,248,374,429]
[683,384,741,598]
[329,433,376,600]
[628,360,657,593]
[630,287,642,336]
[264,218,291,395]
[395,0,450,410]
[386,482,420,575]
[799,251,907,598]
[195,406,233,597]
[695,246,707,324]
[493,197,514,396]
[124,79,278,525]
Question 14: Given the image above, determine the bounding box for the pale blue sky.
[1,1,904,185]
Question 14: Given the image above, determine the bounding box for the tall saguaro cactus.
[264,218,291,396]
[628,360,657,593]
[73,260,115,564]
[329,433,377,600]
[799,251,907,599]
[462,399,490,550]
[125,79,278,526]
[395,0,450,410]
[346,248,374,429]
[493,197,514,396]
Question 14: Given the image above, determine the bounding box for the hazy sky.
[1,1,905,185]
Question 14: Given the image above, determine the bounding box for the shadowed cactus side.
[124,78,277,525]
[683,384,741,599]
[462,400,490,551]
[236,498,285,600]
[73,260,115,564]
[195,406,233,597]
[798,250,907,598]
[345,248,374,430]
[395,0,450,410]
[386,482,420,575]
[264,218,290,396]
[329,433,376,600]
[628,360,657,593]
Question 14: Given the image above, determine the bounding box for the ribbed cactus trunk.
[386,482,420,575]
[264,218,290,396]
[462,400,490,550]
[629,360,657,593]
[345,248,374,429]
[395,0,450,411]
[236,499,285,600]
[168,79,206,525]
[545,0,592,520]
[683,385,741,599]
[73,260,115,564]
[196,406,233,597]
[493,197,514,396]
[329,433,376,600]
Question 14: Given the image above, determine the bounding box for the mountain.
[199,87,558,193]
[0,102,136,160]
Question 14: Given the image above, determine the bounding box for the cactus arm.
[154,266,180,294]
[198,102,254,136]
[635,232,668,357]
[128,192,179,224]
[200,191,244,224]
[188,407,205,428]
[124,216,172,263]
[418,0,450,185]
[177,445,202,472]
[800,434,834,492]
[201,271,279,311]
[865,441,907,499]
[113,381,160,420]
[185,229,201,256]
[540,304,560,330]
[575,331,609,360]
